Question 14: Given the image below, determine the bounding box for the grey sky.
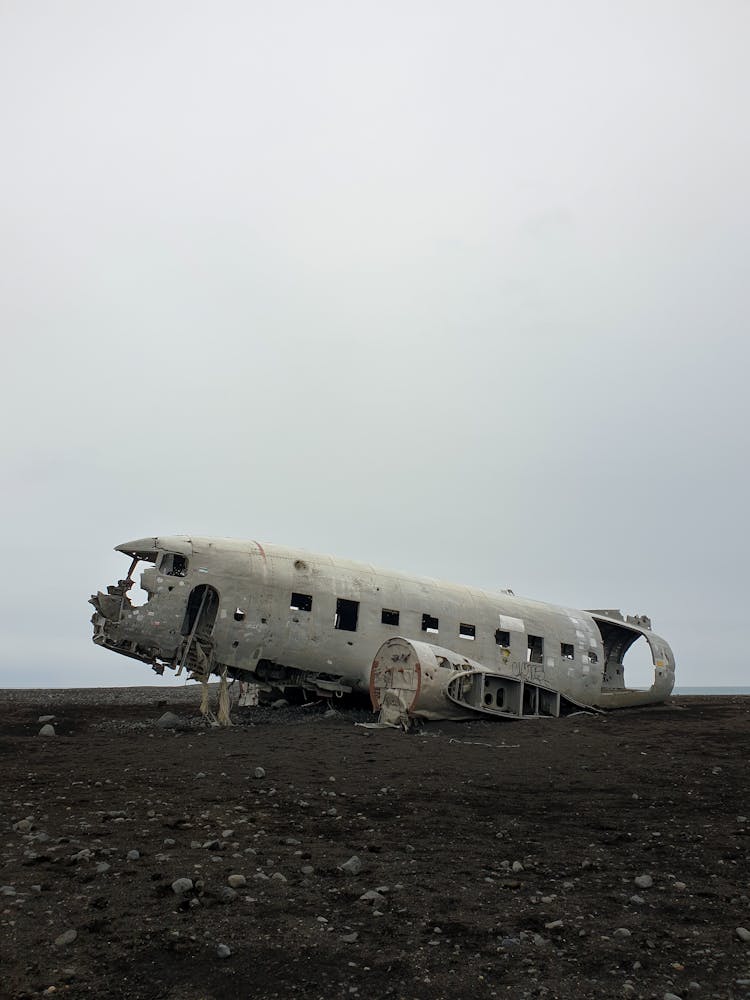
[1,1,748,687]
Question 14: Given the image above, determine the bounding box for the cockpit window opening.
[422,613,439,634]
[125,559,154,608]
[290,593,313,612]
[160,553,188,577]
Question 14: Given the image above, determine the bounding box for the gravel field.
[1,689,749,1000]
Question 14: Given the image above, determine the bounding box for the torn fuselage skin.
[90,536,358,697]
[90,535,676,716]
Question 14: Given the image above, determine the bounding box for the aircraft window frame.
[527,634,544,664]
[160,553,188,577]
[421,613,439,634]
[561,642,574,660]
[381,608,400,626]
[334,598,359,632]
[459,623,476,640]
[495,629,510,647]
[290,593,313,612]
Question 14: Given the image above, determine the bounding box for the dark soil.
[1,691,749,1000]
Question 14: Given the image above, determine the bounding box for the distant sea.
[673,686,750,695]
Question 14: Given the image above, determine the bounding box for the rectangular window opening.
[381,608,400,626]
[495,629,510,647]
[561,642,574,660]
[290,592,313,612]
[335,598,359,632]
[421,613,439,634]
[459,623,476,640]
[528,634,544,664]
[161,553,188,577]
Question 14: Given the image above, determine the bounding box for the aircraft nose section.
[115,536,193,559]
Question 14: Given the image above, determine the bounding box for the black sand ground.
[1,689,749,1000]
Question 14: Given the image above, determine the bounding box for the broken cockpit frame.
[90,538,231,722]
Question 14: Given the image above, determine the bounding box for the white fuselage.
[91,535,676,709]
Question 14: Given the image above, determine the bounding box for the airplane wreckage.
[90,536,675,726]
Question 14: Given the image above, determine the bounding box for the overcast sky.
[1,1,748,689]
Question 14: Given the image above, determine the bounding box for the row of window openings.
[289,593,584,660]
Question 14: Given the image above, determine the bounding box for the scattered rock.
[95,862,111,874]
[155,712,184,730]
[171,878,194,895]
[359,890,386,906]
[38,715,55,723]
[13,819,33,833]
[634,874,653,889]
[736,926,750,942]
[219,887,238,903]
[511,861,524,873]
[613,927,632,939]
[227,874,246,889]
[340,855,363,875]
[39,725,56,737]
[126,850,140,861]
[253,767,266,779]
[54,929,77,947]
[341,932,359,943]
[216,943,231,958]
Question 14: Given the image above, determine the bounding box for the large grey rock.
[38,725,56,737]
[216,943,231,958]
[227,874,246,889]
[171,878,194,894]
[359,890,386,905]
[340,855,362,875]
[155,712,184,730]
[736,926,750,942]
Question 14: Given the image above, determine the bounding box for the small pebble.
[216,943,231,959]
